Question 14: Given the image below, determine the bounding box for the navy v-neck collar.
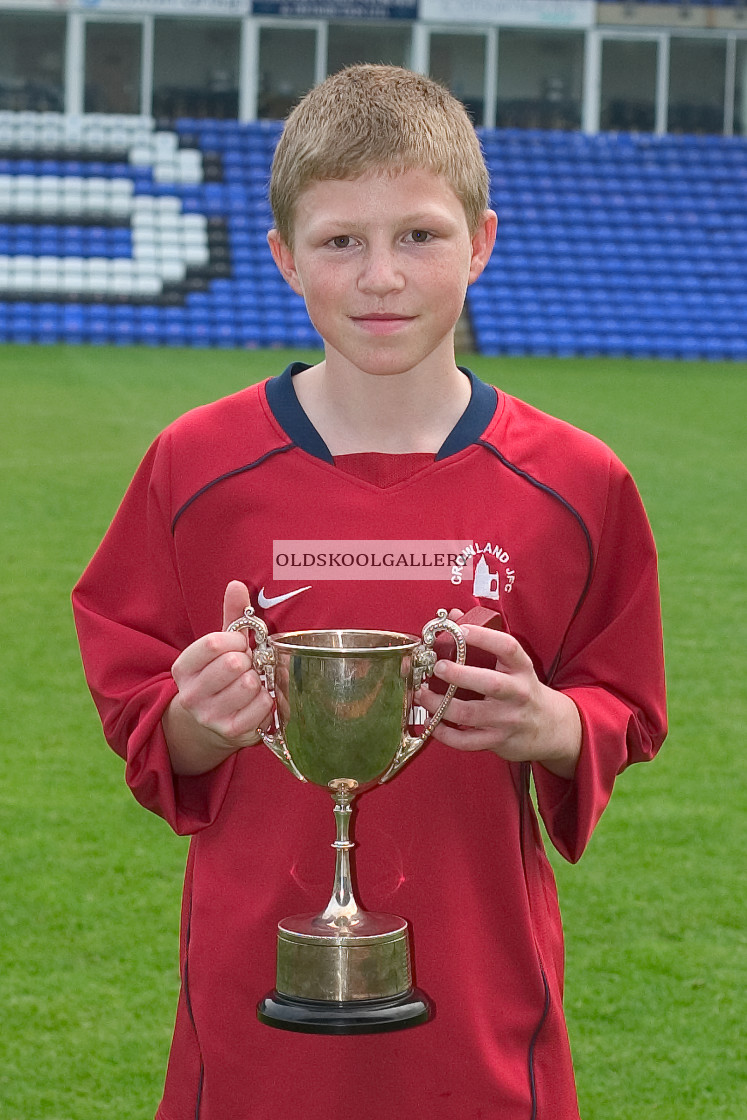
[265,362,497,464]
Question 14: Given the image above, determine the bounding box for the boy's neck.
[290,349,472,456]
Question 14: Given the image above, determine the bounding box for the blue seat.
[164,323,187,346]
[137,319,163,345]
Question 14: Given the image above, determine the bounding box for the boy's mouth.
[353,312,412,319]
[351,312,414,332]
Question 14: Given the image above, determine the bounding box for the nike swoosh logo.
[257,585,312,609]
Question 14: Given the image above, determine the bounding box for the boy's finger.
[430,660,512,701]
[459,624,527,670]
[222,580,252,632]
[172,630,250,680]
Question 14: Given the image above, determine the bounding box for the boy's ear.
[267,229,304,297]
[467,209,498,286]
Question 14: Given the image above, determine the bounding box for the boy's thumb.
[222,580,252,631]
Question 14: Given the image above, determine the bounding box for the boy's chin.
[327,340,456,380]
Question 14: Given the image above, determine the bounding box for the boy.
[73,65,666,1120]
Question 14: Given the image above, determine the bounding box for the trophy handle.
[379,609,467,783]
[226,606,306,783]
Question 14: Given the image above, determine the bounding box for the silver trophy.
[227,607,466,1034]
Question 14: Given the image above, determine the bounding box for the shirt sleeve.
[72,433,236,836]
[531,461,667,863]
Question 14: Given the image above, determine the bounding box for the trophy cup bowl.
[227,607,466,1034]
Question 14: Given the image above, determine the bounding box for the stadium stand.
[475,128,747,361]
[0,110,745,359]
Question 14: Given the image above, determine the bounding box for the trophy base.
[257,988,432,1034]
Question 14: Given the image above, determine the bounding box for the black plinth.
[257,988,432,1034]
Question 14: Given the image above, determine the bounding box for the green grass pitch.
[0,343,744,1118]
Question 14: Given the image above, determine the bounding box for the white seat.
[157,214,181,234]
[135,274,162,296]
[154,162,177,183]
[111,258,134,276]
[175,152,202,184]
[132,216,157,233]
[156,221,182,240]
[38,194,61,216]
[85,177,109,195]
[109,196,133,218]
[184,243,209,266]
[156,196,181,216]
[60,274,84,292]
[129,145,153,167]
[10,195,36,215]
[86,196,110,215]
[110,178,134,197]
[178,149,202,169]
[158,248,183,268]
[132,195,157,214]
[83,128,107,149]
[61,197,83,216]
[86,258,111,278]
[157,227,182,247]
[133,257,158,277]
[131,222,157,244]
[178,165,203,185]
[153,131,178,155]
[182,227,208,246]
[8,273,34,292]
[17,128,39,149]
[41,130,63,150]
[160,259,186,282]
[37,271,63,294]
[25,273,49,292]
[111,274,134,295]
[109,128,131,150]
[81,273,108,293]
[132,241,158,262]
[128,131,153,152]
[63,120,86,144]
[86,192,109,212]
[12,255,36,273]
[37,256,61,277]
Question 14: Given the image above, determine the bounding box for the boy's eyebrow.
[306,208,462,234]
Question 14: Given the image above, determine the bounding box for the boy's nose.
[357,248,405,295]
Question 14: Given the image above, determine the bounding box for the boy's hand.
[163,581,275,776]
[417,610,581,780]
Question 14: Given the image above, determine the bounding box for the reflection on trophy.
[227,607,466,1034]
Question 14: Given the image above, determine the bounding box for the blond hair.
[270,64,490,246]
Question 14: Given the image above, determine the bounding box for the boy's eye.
[331,236,351,249]
[409,230,431,243]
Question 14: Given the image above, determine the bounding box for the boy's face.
[268,168,496,379]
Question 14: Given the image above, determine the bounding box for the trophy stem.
[320,779,361,928]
